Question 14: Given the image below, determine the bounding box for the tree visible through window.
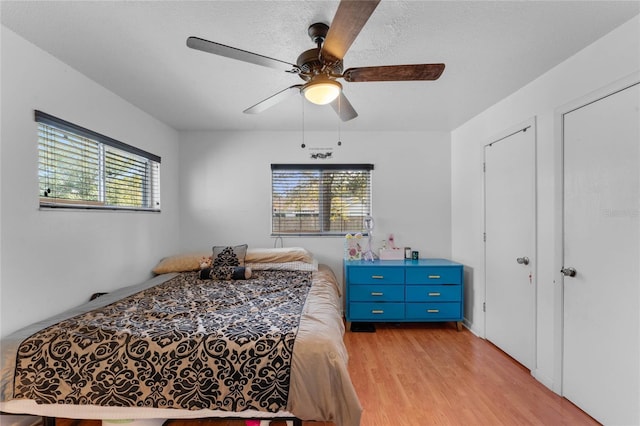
[271,164,373,235]
[36,110,161,211]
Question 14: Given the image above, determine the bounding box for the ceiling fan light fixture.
[302,78,342,105]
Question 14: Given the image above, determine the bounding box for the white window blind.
[271,164,373,235]
[36,110,161,211]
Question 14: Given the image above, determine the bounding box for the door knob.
[561,267,577,277]
[516,257,530,265]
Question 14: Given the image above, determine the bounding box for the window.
[271,164,373,236]
[36,110,161,211]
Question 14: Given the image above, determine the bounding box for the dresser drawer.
[349,302,405,320]
[350,285,404,302]
[405,267,462,285]
[405,302,461,320]
[406,285,461,302]
[348,267,404,285]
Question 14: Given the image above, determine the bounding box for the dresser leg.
[456,321,462,332]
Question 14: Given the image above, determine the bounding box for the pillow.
[152,251,211,274]
[212,244,248,267]
[200,266,252,280]
[245,259,319,272]
[245,247,314,264]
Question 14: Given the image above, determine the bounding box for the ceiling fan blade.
[243,85,303,114]
[343,64,445,82]
[321,0,381,63]
[330,92,358,122]
[187,36,299,73]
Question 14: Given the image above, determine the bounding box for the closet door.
[562,82,639,425]
[484,123,536,369]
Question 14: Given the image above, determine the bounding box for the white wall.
[451,15,639,392]
[0,27,181,337]
[178,130,452,285]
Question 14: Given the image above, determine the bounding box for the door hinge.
[483,302,486,312]
[483,162,486,172]
[483,232,486,242]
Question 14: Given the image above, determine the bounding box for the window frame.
[271,163,374,237]
[36,110,161,212]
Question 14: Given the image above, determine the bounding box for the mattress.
[0,264,361,426]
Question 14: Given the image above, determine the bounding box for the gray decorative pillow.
[212,244,248,268]
[202,266,252,280]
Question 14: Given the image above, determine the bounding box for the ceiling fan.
[186,0,445,122]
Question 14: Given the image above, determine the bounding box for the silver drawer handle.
[371,309,385,314]
[371,292,384,296]
[427,309,440,313]
[428,275,441,279]
[428,292,441,296]
[371,275,384,279]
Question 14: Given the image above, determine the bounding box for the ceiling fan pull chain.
[301,95,306,149]
[337,95,342,146]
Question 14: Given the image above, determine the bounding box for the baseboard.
[463,318,483,338]
[531,369,560,395]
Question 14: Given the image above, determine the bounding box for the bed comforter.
[0,264,361,426]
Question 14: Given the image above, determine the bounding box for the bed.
[0,247,361,426]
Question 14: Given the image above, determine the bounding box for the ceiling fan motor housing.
[296,22,343,82]
[296,48,343,81]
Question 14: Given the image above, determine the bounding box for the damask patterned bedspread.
[12,270,312,413]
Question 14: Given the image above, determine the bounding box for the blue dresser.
[344,258,464,331]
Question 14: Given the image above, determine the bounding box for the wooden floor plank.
[54,322,598,426]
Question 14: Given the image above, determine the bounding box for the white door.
[485,124,536,370]
[562,82,639,425]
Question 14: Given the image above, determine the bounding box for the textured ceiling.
[2,1,639,131]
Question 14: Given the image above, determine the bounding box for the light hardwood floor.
[56,322,598,426]
[341,322,597,425]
